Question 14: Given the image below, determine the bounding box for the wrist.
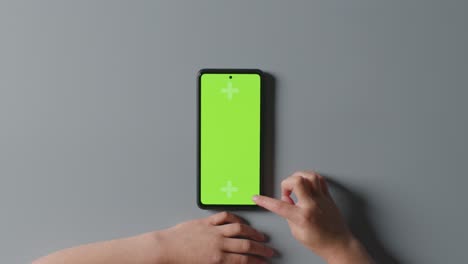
[319,234,373,264]
[142,231,168,264]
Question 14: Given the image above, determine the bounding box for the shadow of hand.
[325,177,401,264]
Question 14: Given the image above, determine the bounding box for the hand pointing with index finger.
[253,171,373,264]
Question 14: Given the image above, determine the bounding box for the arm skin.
[320,236,373,264]
[33,232,162,264]
[254,170,373,264]
[33,171,372,264]
[33,212,274,264]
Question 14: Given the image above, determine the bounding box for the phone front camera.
[229,76,232,79]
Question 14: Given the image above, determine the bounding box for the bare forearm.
[322,236,373,264]
[33,232,165,264]
[32,212,274,264]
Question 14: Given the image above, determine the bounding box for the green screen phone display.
[199,70,261,207]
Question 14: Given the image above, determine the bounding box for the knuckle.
[221,211,229,218]
[297,170,318,180]
[293,170,307,178]
[291,176,302,185]
[283,175,300,187]
[220,211,229,219]
[281,178,288,187]
[310,172,319,180]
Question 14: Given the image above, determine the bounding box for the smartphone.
[197,69,263,209]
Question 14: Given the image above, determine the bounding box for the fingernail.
[252,195,259,201]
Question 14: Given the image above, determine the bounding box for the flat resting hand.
[157,211,274,264]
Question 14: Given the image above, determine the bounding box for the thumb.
[253,195,298,222]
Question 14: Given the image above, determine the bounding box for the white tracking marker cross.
[221,82,239,100]
[220,180,238,198]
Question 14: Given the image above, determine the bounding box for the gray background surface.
[1,1,467,263]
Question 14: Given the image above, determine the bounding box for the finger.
[281,186,295,204]
[281,193,295,205]
[318,174,331,197]
[223,253,267,264]
[253,195,300,222]
[281,175,311,201]
[209,211,244,225]
[218,223,266,241]
[222,238,275,258]
[292,171,322,196]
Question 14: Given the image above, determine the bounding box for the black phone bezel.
[197,68,264,210]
